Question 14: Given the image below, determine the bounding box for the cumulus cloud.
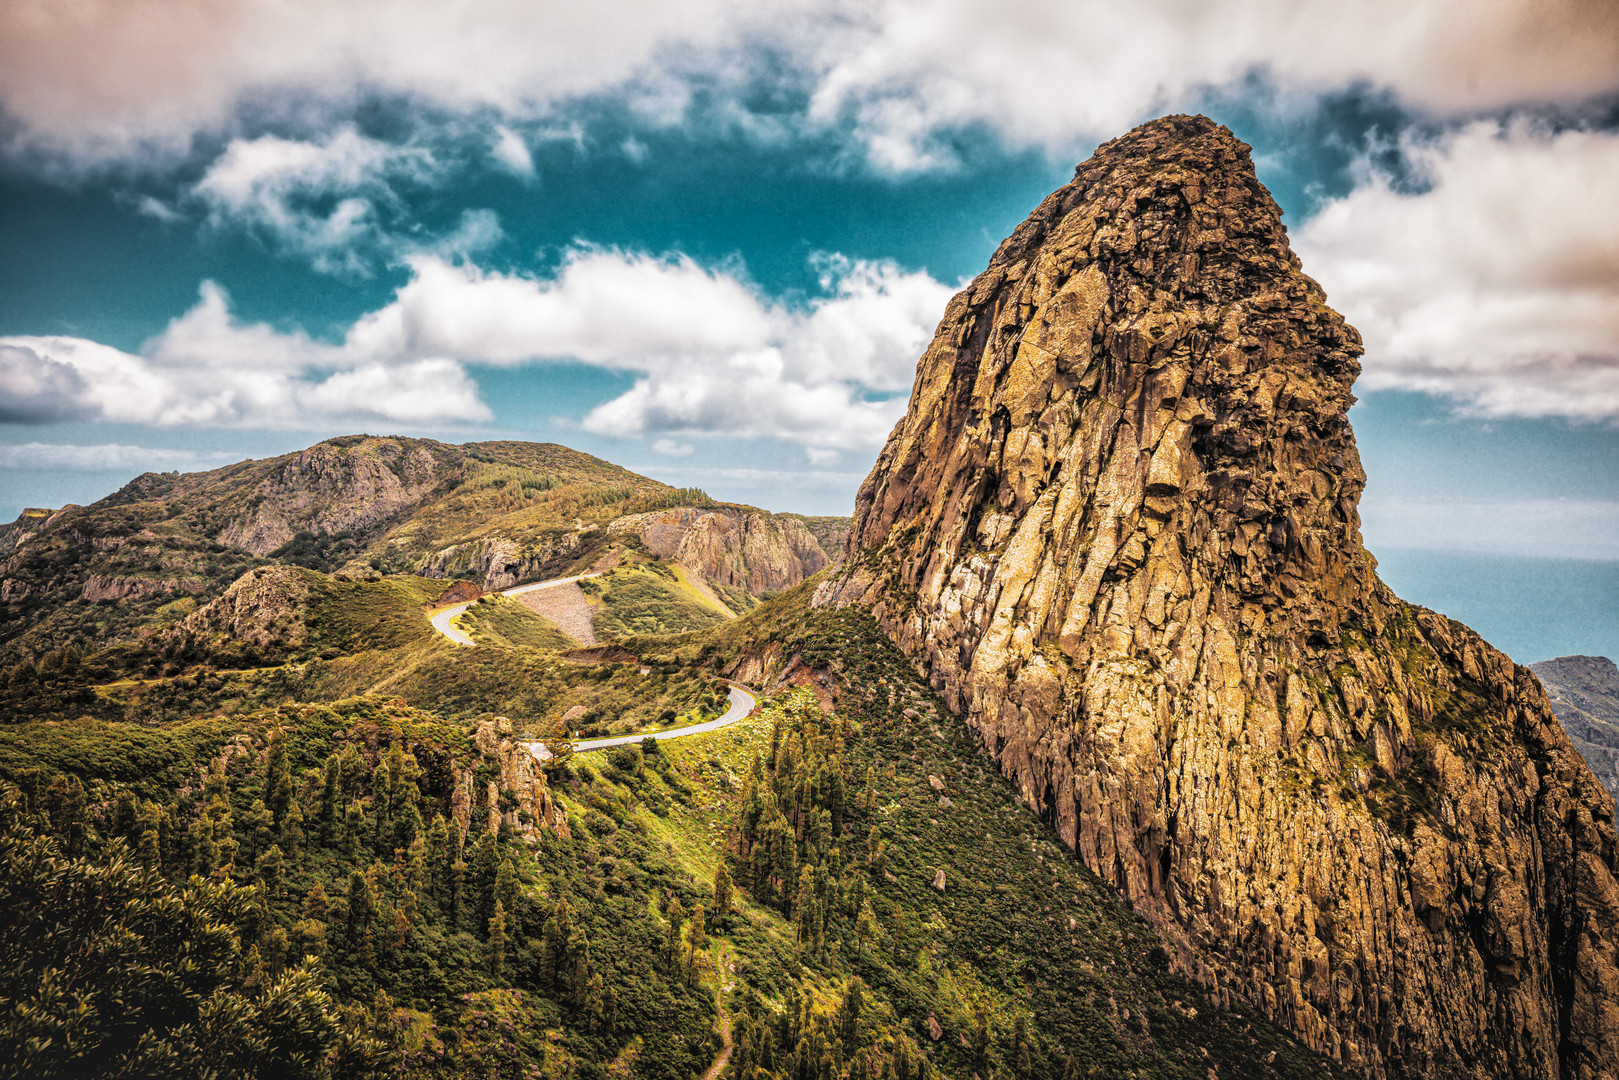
[0,283,489,428]
[3,0,1616,169]
[1296,121,1619,419]
[0,345,94,422]
[342,248,953,448]
[190,127,437,274]
[489,126,536,179]
[0,249,951,445]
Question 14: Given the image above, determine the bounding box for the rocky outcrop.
[1534,656,1619,819]
[817,116,1619,1079]
[433,580,484,606]
[415,530,590,592]
[610,507,829,596]
[217,437,455,555]
[463,717,569,842]
[80,574,206,603]
[180,564,312,649]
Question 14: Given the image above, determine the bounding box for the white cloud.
[0,283,489,428]
[0,344,93,422]
[489,125,535,179]
[652,438,694,456]
[0,442,242,472]
[1297,121,1619,419]
[0,248,950,444]
[189,126,437,274]
[342,248,953,447]
[3,0,1615,170]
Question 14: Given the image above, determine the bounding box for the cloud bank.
[0,250,954,448]
[1298,121,1619,419]
[3,0,1616,168]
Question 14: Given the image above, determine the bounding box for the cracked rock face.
[818,115,1619,1079]
[610,507,830,596]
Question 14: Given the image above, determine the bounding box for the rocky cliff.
[216,437,459,555]
[1534,656,1619,819]
[608,507,829,596]
[817,116,1619,1079]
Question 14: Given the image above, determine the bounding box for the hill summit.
[819,115,1619,1078]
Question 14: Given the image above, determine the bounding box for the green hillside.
[0,435,743,667]
[0,560,1344,1079]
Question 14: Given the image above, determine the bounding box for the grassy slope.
[452,595,574,650]
[0,436,700,664]
[623,597,1348,1080]
[0,554,1350,1079]
[0,435,832,677]
[583,563,732,641]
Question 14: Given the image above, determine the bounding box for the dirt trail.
[699,950,734,1080]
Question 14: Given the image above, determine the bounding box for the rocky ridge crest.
[817,115,1619,1079]
[1533,655,1619,819]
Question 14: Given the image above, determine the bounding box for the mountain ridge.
[1533,654,1619,819]
[0,434,842,665]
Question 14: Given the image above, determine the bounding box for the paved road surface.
[427,573,600,647]
[525,683,758,760]
[425,574,760,756]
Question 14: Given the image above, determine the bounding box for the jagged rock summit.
[818,116,1619,1078]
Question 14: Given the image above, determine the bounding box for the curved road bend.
[428,573,600,646]
[525,683,759,761]
[424,576,760,756]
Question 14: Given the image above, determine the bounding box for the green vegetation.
[581,563,731,640]
[0,437,741,671]
[454,595,573,650]
[0,566,1349,1079]
[0,441,1354,1079]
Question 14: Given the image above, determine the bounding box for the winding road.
[429,573,599,646]
[426,574,759,756]
[524,683,759,760]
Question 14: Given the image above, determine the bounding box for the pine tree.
[664,896,685,966]
[487,900,508,981]
[342,800,365,860]
[262,926,289,977]
[566,926,591,1006]
[712,861,734,925]
[970,1006,990,1073]
[469,831,499,924]
[794,866,817,947]
[449,859,467,929]
[1011,1014,1032,1080]
[254,843,284,898]
[279,797,304,860]
[319,754,342,838]
[264,738,295,826]
[585,972,606,1029]
[836,978,863,1044]
[494,855,520,915]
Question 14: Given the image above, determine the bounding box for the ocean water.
[1371,547,1619,665]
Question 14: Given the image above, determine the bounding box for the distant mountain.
[0,434,841,664]
[1532,655,1619,815]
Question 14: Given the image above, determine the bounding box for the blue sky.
[0,0,1616,663]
